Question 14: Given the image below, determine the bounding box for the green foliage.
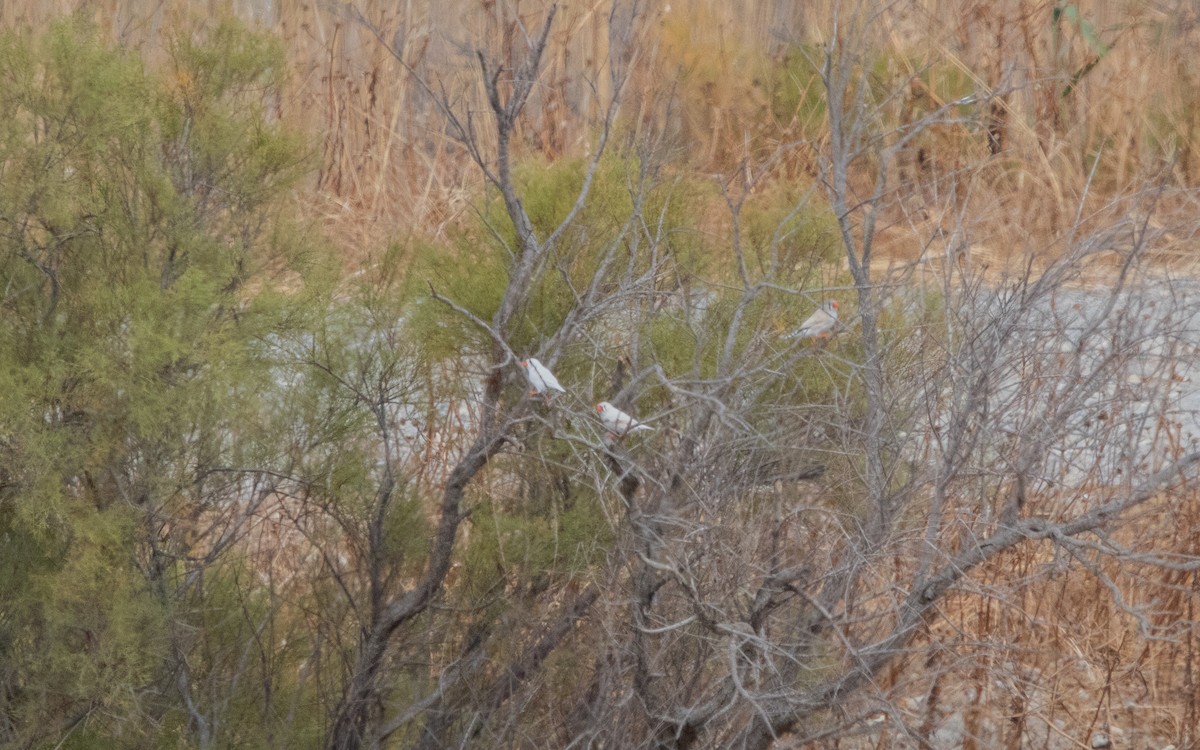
[646,313,702,377]
[402,156,719,367]
[382,490,433,574]
[400,150,844,420]
[165,562,326,749]
[28,507,168,744]
[401,235,510,360]
[0,17,858,746]
[768,45,828,136]
[740,180,841,282]
[460,478,612,600]
[0,18,321,746]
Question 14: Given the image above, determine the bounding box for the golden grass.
[5,0,1196,271]
[911,495,1200,748]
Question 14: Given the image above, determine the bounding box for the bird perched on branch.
[519,358,566,399]
[595,401,652,437]
[786,300,839,341]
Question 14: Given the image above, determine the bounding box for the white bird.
[519,357,566,398]
[786,299,839,340]
[595,401,653,436]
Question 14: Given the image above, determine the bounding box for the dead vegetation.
[4,1,1197,269]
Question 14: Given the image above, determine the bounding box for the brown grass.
[6,0,1197,271]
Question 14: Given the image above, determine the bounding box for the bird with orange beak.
[594,401,652,437]
[786,300,839,340]
[519,357,566,399]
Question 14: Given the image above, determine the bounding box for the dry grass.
[890,486,1200,749]
[6,0,1197,270]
